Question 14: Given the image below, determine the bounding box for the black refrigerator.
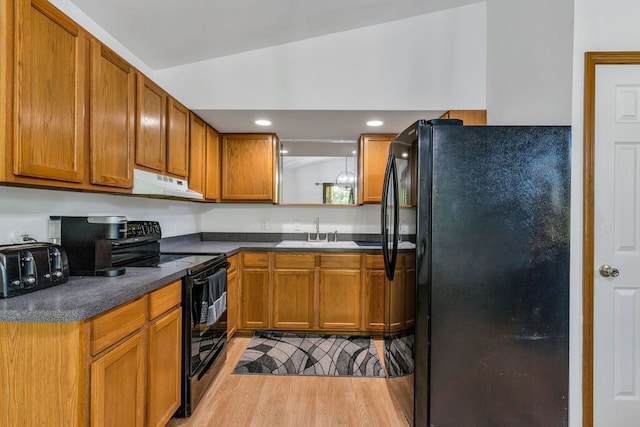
[381,119,570,426]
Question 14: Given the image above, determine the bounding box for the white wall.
[569,1,640,425]
[0,187,209,245]
[155,3,487,111]
[486,0,574,125]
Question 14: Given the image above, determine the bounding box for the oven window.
[191,313,226,374]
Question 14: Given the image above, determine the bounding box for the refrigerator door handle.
[381,154,399,281]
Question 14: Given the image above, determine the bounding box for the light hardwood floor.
[166,336,411,427]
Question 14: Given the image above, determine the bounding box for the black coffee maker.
[59,216,128,276]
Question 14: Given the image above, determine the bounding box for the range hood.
[132,169,204,200]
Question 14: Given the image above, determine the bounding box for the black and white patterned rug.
[233,331,385,377]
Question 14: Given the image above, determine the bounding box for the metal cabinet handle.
[599,264,620,278]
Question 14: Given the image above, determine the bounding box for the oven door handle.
[192,261,230,286]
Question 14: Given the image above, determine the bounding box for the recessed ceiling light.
[255,119,272,126]
[367,120,383,127]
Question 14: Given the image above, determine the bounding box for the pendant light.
[335,157,355,187]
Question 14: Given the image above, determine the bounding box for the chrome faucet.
[307,217,327,242]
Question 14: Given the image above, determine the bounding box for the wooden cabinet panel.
[274,253,316,269]
[13,0,86,182]
[273,269,315,329]
[241,268,270,329]
[90,40,134,188]
[221,134,275,201]
[318,270,361,330]
[189,113,206,195]
[404,256,416,328]
[320,254,360,270]
[91,330,145,427]
[243,252,269,268]
[135,74,166,172]
[91,296,147,355]
[439,110,487,125]
[227,254,239,338]
[147,307,182,427]
[148,280,181,320]
[0,321,86,426]
[204,125,220,201]
[166,97,189,178]
[365,269,386,332]
[360,135,395,204]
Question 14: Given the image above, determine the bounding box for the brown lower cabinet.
[0,280,182,427]
[238,251,415,334]
[226,254,239,338]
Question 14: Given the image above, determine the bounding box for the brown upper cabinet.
[190,113,221,201]
[359,134,396,204]
[1,0,133,192]
[135,73,189,179]
[221,134,277,202]
[204,125,221,201]
[89,39,135,188]
[136,74,167,173]
[166,97,189,178]
[439,110,487,125]
[8,0,87,185]
[188,113,206,196]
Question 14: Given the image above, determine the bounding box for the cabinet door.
[136,74,166,172]
[227,256,239,338]
[221,134,275,201]
[13,0,86,183]
[273,269,315,330]
[166,97,189,178]
[365,269,386,332]
[189,113,206,194]
[241,268,270,329]
[404,256,416,328]
[91,330,145,427]
[388,257,405,332]
[360,135,395,203]
[204,126,220,201]
[439,110,487,125]
[147,307,182,427]
[90,40,135,188]
[318,270,362,330]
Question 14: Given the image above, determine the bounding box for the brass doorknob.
[599,265,620,278]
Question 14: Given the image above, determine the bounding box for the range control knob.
[23,276,36,286]
[52,271,63,279]
[10,280,21,288]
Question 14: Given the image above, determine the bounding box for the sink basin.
[276,240,359,249]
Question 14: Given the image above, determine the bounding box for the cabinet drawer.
[274,253,316,269]
[91,296,147,355]
[149,280,182,320]
[243,252,269,268]
[320,254,361,270]
[365,254,384,269]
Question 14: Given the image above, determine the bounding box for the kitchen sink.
[276,240,359,249]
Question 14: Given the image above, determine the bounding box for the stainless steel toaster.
[0,242,69,298]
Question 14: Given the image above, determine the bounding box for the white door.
[594,64,640,426]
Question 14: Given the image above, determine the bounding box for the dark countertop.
[0,256,207,323]
[1,235,412,323]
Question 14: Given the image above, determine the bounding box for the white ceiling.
[68,0,479,138]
